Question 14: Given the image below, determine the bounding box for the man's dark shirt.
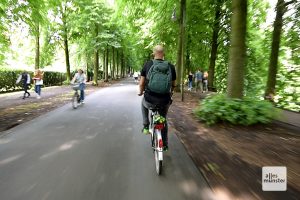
[140,59,176,105]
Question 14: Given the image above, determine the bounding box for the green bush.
[0,69,66,93]
[194,94,279,125]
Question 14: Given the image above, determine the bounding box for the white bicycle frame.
[151,128,163,161]
[150,111,164,161]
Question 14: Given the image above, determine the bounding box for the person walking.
[195,69,203,93]
[16,70,31,99]
[133,71,139,83]
[203,71,208,92]
[138,45,176,151]
[32,69,44,99]
[188,71,193,91]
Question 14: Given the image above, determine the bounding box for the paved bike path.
[0,79,214,200]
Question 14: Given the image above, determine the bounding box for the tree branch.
[284,0,296,6]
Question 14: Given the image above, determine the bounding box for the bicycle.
[149,106,167,175]
[71,84,82,109]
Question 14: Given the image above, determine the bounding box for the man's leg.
[80,89,84,101]
[141,98,150,134]
[23,84,30,98]
[23,86,26,99]
[200,81,203,93]
[80,83,85,101]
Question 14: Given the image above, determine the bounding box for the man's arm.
[138,76,146,96]
[171,80,176,93]
[71,73,77,84]
[27,74,31,84]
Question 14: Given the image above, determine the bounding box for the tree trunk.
[175,0,186,102]
[63,37,71,82]
[62,14,71,82]
[208,1,221,91]
[102,50,105,79]
[104,45,109,82]
[180,0,186,101]
[93,25,99,85]
[93,49,99,85]
[264,0,286,100]
[185,33,191,74]
[112,47,115,80]
[34,23,40,70]
[116,49,119,79]
[121,51,125,78]
[175,23,182,93]
[227,0,247,99]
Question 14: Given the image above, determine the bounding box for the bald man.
[138,45,176,151]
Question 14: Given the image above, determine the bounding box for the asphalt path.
[0,79,214,200]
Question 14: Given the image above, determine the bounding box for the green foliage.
[194,94,279,125]
[0,70,23,93]
[244,0,270,96]
[0,0,9,64]
[43,71,66,86]
[0,0,298,112]
[0,69,66,93]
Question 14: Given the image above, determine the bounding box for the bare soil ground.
[169,92,300,200]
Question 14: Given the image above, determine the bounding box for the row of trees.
[115,0,299,110]
[0,0,299,110]
[0,0,141,84]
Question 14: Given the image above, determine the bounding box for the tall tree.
[227,0,248,99]
[112,47,115,79]
[208,0,222,91]
[104,45,109,82]
[8,0,47,69]
[264,0,295,100]
[176,0,186,101]
[47,0,76,81]
[93,25,99,86]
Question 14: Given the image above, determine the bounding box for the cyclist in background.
[71,69,86,103]
[138,45,176,151]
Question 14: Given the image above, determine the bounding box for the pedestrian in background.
[188,71,193,91]
[16,70,31,99]
[195,69,203,93]
[203,71,208,92]
[33,69,44,99]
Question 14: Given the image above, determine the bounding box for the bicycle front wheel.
[72,94,79,109]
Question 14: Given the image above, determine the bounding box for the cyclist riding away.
[138,45,176,151]
[71,69,86,104]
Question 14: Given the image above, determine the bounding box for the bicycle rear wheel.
[154,131,163,175]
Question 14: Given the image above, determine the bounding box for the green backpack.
[146,59,172,94]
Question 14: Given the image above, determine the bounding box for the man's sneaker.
[142,125,150,135]
[163,146,169,152]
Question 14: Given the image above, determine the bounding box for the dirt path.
[169,92,300,200]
